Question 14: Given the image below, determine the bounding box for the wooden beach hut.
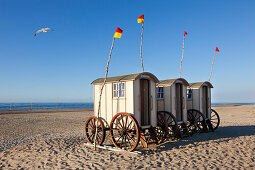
[187,82,213,118]
[187,82,220,131]
[91,72,159,128]
[156,78,193,137]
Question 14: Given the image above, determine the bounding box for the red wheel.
[110,113,140,151]
[85,116,106,145]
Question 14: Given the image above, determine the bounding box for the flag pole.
[140,22,144,72]
[94,37,115,150]
[180,34,185,78]
[209,50,216,82]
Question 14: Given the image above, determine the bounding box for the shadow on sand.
[143,125,255,154]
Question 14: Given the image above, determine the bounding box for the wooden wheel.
[187,109,208,133]
[187,111,197,134]
[110,112,140,151]
[156,112,169,143]
[158,111,181,139]
[85,116,106,145]
[210,109,220,130]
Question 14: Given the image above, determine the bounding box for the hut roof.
[91,72,159,84]
[157,78,189,87]
[188,82,213,89]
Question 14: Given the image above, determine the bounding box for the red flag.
[215,47,219,52]
[184,31,187,37]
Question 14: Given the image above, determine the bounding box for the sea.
[0,103,94,111]
[0,102,254,111]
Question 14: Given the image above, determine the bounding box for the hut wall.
[150,80,157,127]
[126,81,134,114]
[165,86,172,113]
[157,86,172,113]
[182,84,187,122]
[199,88,203,113]
[94,82,134,127]
[157,98,164,111]
[171,85,176,118]
[133,79,140,125]
[189,88,200,111]
[208,87,211,118]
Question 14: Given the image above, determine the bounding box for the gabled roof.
[157,78,189,87]
[91,72,159,84]
[189,82,213,89]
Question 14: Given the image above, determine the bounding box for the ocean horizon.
[0,102,255,111]
[0,102,94,111]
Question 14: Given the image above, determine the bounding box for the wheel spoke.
[126,133,135,144]
[125,115,128,128]
[126,135,133,148]
[116,133,125,144]
[88,133,94,140]
[115,116,123,128]
[113,122,122,129]
[120,115,125,128]
[126,120,133,129]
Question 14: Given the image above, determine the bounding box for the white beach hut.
[91,72,159,129]
[156,78,189,123]
[187,82,213,118]
[186,82,220,132]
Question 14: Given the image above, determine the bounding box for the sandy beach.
[0,106,254,169]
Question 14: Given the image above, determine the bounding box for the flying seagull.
[34,28,54,36]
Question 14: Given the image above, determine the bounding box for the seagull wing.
[34,29,43,36]
[45,28,54,31]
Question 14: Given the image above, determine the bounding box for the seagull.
[34,28,54,36]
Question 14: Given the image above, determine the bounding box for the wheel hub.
[120,128,127,136]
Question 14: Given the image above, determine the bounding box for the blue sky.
[0,0,255,103]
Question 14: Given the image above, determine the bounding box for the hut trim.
[91,72,159,84]
[188,82,213,89]
[157,78,189,87]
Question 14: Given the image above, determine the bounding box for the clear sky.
[1,0,255,103]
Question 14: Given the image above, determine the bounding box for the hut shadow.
[142,125,255,154]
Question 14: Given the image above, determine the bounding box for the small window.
[157,87,164,99]
[187,89,192,99]
[119,83,125,97]
[113,83,125,97]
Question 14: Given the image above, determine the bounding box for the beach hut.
[187,82,213,117]
[92,72,159,128]
[156,78,193,137]
[85,72,167,151]
[187,82,220,131]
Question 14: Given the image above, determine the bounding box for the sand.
[0,106,254,169]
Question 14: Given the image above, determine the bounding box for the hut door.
[140,79,150,126]
[175,83,183,121]
[202,86,208,118]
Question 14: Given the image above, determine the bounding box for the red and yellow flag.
[137,15,144,23]
[215,47,219,52]
[114,27,123,38]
